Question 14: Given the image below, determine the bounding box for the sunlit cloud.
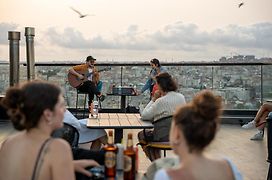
[1,21,271,61]
[43,22,272,52]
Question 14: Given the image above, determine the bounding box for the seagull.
[70,7,94,18]
[238,2,244,8]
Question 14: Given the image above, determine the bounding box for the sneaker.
[99,95,105,102]
[250,130,264,141]
[242,120,255,129]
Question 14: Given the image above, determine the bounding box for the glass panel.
[213,65,261,109]
[0,63,9,95]
[169,65,213,102]
[121,65,151,108]
[263,65,272,102]
[0,62,267,110]
[97,65,120,109]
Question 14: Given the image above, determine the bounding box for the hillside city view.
[0,55,271,110]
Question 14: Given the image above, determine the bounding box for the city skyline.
[0,0,272,62]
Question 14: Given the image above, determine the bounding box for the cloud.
[43,22,272,52]
[150,21,210,51]
[0,23,19,45]
[45,25,155,50]
[46,27,92,48]
[211,22,272,49]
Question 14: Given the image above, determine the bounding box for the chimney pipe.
[25,27,35,80]
[8,31,20,86]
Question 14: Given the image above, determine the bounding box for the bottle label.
[105,151,116,168]
[123,155,132,172]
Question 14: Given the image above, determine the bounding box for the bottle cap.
[109,130,113,136]
[128,133,133,139]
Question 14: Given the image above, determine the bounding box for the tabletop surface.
[86,113,153,129]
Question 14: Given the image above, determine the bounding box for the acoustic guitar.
[68,67,111,88]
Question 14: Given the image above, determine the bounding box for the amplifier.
[112,87,136,95]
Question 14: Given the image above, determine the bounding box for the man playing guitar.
[69,55,103,115]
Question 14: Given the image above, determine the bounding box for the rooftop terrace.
[0,61,271,179]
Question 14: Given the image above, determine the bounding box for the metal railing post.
[261,65,263,105]
[8,31,20,86]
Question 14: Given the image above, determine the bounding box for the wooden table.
[86,113,153,143]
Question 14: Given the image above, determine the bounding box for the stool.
[75,90,88,118]
[146,141,172,157]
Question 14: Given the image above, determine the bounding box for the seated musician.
[69,55,103,116]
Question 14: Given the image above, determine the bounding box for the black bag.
[126,105,140,113]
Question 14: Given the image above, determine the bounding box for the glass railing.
[0,62,271,110]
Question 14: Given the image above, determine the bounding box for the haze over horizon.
[0,0,271,62]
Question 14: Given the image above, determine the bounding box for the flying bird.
[70,7,94,18]
[238,2,244,8]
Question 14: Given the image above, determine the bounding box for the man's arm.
[69,66,84,80]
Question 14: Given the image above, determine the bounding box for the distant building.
[219,56,227,62]
[233,55,244,61]
[244,55,255,61]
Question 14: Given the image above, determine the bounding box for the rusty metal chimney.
[8,31,20,86]
[25,27,35,80]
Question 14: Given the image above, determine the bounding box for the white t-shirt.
[87,68,93,81]
[154,158,243,180]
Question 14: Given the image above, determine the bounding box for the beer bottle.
[104,130,118,178]
[124,133,136,180]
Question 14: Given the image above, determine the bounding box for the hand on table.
[74,159,100,177]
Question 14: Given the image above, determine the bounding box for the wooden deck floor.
[0,123,268,180]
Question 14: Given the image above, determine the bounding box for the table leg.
[114,129,123,143]
[121,95,126,112]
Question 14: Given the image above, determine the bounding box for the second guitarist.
[69,55,103,116]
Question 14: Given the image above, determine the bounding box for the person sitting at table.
[64,110,107,150]
[242,102,272,141]
[138,72,186,161]
[0,81,100,179]
[154,90,242,180]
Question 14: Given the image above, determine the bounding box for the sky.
[0,0,272,62]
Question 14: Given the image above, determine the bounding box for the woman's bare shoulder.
[48,138,71,152]
[0,132,24,148]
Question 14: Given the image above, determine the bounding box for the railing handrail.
[1,61,272,66]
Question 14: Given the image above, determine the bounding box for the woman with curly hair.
[0,81,98,180]
[155,90,242,180]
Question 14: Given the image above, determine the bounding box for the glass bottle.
[103,130,118,178]
[123,133,136,180]
[93,100,99,118]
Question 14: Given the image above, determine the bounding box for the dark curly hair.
[150,58,161,67]
[155,72,177,92]
[1,81,61,131]
[173,90,222,152]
